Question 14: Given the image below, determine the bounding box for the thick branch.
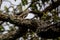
[37,22,60,38]
[0,0,60,39]
[0,13,41,39]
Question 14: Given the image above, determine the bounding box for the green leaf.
[17,4,22,12]
[31,3,37,11]
[53,15,59,22]
[41,12,49,21]
[0,25,4,32]
[4,6,8,12]
[22,0,28,5]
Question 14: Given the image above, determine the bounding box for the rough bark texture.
[0,0,60,39]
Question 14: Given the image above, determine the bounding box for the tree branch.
[43,0,60,12]
[30,0,60,17]
[0,13,40,39]
[0,0,60,39]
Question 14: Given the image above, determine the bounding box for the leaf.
[0,25,4,32]
[17,4,22,12]
[4,6,8,12]
[22,0,28,5]
[41,12,49,20]
[31,3,37,11]
[53,15,59,22]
